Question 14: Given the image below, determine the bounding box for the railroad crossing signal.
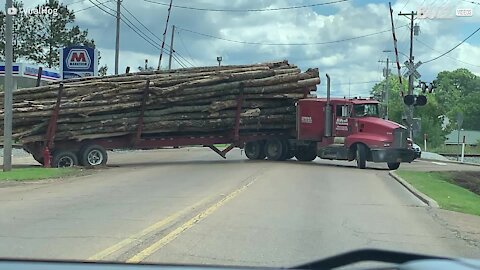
[403,60,422,79]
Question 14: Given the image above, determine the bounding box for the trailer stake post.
[133,79,150,145]
[43,83,64,167]
[233,83,245,142]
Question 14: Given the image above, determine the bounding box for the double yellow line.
[88,179,256,263]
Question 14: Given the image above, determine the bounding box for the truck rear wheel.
[80,144,108,167]
[245,141,265,160]
[355,144,367,169]
[387,162,400,170]
[52,151,78,168]
[264,138,285,161]
[295,146,317,161]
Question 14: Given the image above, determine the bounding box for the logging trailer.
[22,74,415,170]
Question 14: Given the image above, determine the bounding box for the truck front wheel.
[387,162,400,170]
[245,141,266,160]
[264,138,285,161]
[355,144,367,169]
[295,146,317,161]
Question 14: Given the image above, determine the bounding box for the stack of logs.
[0,60,319,144]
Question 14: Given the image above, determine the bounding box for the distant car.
[412,143,422,159]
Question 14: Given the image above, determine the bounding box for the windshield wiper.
[291,249,448,269]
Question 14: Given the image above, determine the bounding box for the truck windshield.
[353,104,379,117]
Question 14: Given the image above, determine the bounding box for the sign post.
[59,46,98,79]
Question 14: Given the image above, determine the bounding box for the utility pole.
[3,0,14,171]
[385,57,389,120]
[157,0,173,70]
[399,11,417,139]
[168,25,175,70]
[114,0,121,75]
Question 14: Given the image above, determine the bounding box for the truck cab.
[296,97,415,169]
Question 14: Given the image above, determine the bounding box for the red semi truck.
[23,74,414,169]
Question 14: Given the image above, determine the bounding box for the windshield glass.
[353,104,379,117]
[1,0,480,268]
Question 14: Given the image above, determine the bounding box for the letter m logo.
[66,49,91,70]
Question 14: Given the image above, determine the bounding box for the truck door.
[334,104,351,137]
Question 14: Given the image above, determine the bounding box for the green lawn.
[397,170,480,216]
[0,167,80,181]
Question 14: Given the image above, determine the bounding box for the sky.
[6,0,480,97]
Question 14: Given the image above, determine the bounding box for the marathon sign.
[59,46,98,79]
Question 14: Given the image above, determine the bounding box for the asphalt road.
[0,148,479,267]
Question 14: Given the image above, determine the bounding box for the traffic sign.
[403,60,422,79]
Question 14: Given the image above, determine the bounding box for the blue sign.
[59,46,98,79]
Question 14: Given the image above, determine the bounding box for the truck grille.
[393,128,408,148]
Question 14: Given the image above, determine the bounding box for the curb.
[389,170,440,208]
[419,158,480,167]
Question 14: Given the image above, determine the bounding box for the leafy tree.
[98,65,108,76]
[29,0,95,67]
[434,69,480,130]
[0,1,39,62]
[0,0,95,67]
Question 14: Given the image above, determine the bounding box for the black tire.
[264,138,285,161]
[355,144,367,169]
[279,139,291,161]
[295,146,317,161]
[387,162,400,170]
[245,141,265,160]
[52,151,78,168]
[80,144,108,166]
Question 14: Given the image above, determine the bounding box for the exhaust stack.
[324,74,332,137]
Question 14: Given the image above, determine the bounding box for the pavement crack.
[426,208,480,249]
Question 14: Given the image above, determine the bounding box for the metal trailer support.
[303,86,310,98]
[208,83,245,159]
[133,79,150,145]
[43,83,64,167]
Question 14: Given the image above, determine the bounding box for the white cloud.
[10,0,480,96]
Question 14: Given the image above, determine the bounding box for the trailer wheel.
[245,141,265,160]
[355,144,367,169]
[80,144,108,166]
[264,138,285,161]
[387,162,400,170]
[295,146,317,161]
[52,151,78,168]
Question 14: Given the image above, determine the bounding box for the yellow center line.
[87,196,212,261]
[126,179,256,263]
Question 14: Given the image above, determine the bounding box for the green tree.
[434,69,480,130]
[0,1,39,61]
[98,65,108,76]
[28,0,95,67]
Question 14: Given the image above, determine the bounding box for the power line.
[461,0,480,5]
[120,4,195,67]
[88,0,188,68]
[176,24,408,46]
[143,0,349,12]
[176,30,199,66]
[415,38,480,67]
[423,27,480,64]
[73,0,113,13]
